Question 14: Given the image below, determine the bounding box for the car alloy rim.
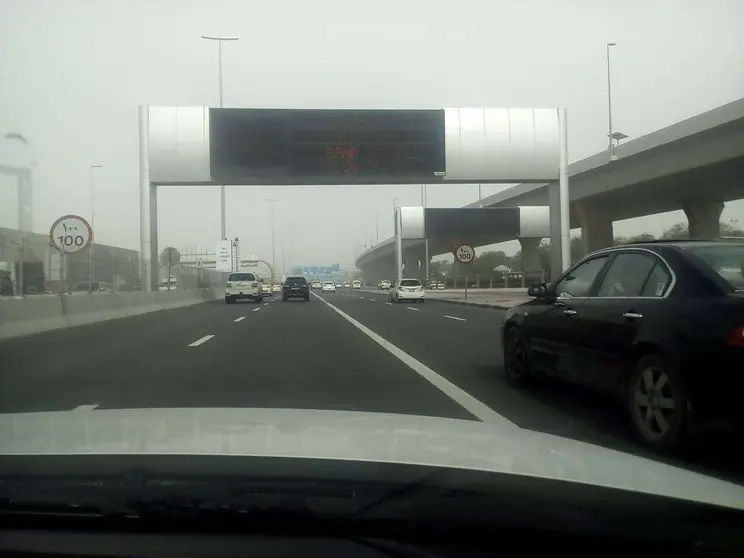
[631,365,676,440]
[506,331,524,377]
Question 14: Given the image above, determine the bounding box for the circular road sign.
[49,214,92,254]
[455,244,475,264]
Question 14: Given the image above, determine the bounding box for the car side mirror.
[527,282,547,298]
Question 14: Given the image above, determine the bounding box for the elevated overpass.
[356,96,744,279]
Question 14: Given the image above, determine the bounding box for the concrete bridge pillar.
[403,247,427,281]
[518,237,542,275]
[575,201,614,257]
[683,200,723,239]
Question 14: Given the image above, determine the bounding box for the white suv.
[322,281,336,293]
[390,278,425,303]
[225,272,262,304]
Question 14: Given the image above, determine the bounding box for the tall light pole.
[88,164,103,293]
[265,198,278,284]
[477,184,483,207]
[421,184,429,284]
[606,42,617,161]
[201,35,239,240]
[374,212,380,244]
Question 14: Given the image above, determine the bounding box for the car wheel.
[282,296,287,301]
[627,354,688,451]
[225,296,234,305]
[254,296,262,304]
[503,327,532,388]
[304,295,310,301]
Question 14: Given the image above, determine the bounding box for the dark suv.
[282,276,310,301]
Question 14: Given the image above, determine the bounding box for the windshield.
[685,244,744,290]
[3,1,744,537]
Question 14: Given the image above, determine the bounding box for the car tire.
[626,353,688,451]
[503,327,533,388]
[225,296,234,305]
[282,296,287,301]
[254,296,262,304]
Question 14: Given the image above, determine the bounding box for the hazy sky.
[2,0,743,269]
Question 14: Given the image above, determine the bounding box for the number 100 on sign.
[49,215,93,254]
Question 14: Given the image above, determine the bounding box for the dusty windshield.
[2,0,744,528]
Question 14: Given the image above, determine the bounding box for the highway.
[1,289,742,485]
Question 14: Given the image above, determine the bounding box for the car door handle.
[622,312,643,319]
[563,309,577,316]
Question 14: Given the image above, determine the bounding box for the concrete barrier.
[0,288,222,340]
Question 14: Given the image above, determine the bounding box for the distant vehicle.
[502,240,744,450]
[343,282,351,288]
[378,280,391,290]
[437,282,446,290]
[390,279,425,303]
[282,276,310,302]
[312,281,322,289]
[352,280,362,289]
[224,272,262,304]
[335,282,343,288]
[272,284,282,292]
[261,282,272,296]
[322,281,336,293]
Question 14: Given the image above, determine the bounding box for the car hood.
[1,407,743,510]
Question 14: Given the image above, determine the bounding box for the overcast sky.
[2,0,743,270]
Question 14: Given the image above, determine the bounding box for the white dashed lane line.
[252,308,261,312]
[188,335,215,347]
[234,316,246,322]
[444,315,467,322]
[385,302,393,306]
[407,307,420,312]
[73,404,98,411]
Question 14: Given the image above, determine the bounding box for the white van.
[352,280,362,290]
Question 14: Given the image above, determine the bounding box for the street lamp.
[605,42,626,161]
[88,164,103,293]
[201,35,239,241]
[375,212,380,244]
[265,198,278,284]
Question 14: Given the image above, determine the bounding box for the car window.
[552,256,609,298]
[286,277,306,284]
[400,279,421,287]
[228,273,256,282]
[685,245,744,290]
[640,262,673,297]
[596,252,659,297]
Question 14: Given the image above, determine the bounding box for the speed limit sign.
[455,244,475,264]
[49,215,93,254]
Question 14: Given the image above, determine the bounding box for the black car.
[282,276,310,301]
[502,240,744,451]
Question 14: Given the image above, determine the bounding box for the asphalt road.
[1,288,742,485]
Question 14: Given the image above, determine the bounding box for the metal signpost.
[455,244,475,300]
[49,215,93,295]
[159,247,181,291]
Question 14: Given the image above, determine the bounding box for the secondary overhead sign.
[215,240,233,272]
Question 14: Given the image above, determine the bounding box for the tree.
[471,250,509,276]
[659,221,744,240]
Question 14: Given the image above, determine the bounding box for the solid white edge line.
[73,404,98,411]
[311,292,514,426]
[234,316,246,322]
[407,307,420,311]
[444,315,467,322]
[252,308,261,312]
[188,334,215,347]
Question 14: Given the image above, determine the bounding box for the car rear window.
[286,277,306,284]
[400,279,421,287]
[685,245,744,290]
[228,273,256,282]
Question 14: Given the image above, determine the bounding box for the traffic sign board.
[455,244,475,264]
[160,247,181,267]
[49,215,92,254]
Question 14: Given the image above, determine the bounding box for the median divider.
[0,288,222,340]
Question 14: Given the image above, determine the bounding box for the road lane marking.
[188,335,215,347]
[385,302,392,306]
[444,315,467,322]
[264,302,269,306]
[253,308,261,312]
[359,297,365,300]
[311,292,514,426]
[407,307,420,311]
[73,404,98,411]
[369,298,375,302]
[234,316,246,322]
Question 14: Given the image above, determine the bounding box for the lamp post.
[265,198,278,284]
[201,35,239,240]
[88,164,103,293]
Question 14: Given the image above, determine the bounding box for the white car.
[378,280,391,290]
[225,272,262,304]
[262,282,272,296]
[322,281,336,293]
[312,281,322,289]
[352,280,362,289]
[390,278,425,303]
[272,283,282,293]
